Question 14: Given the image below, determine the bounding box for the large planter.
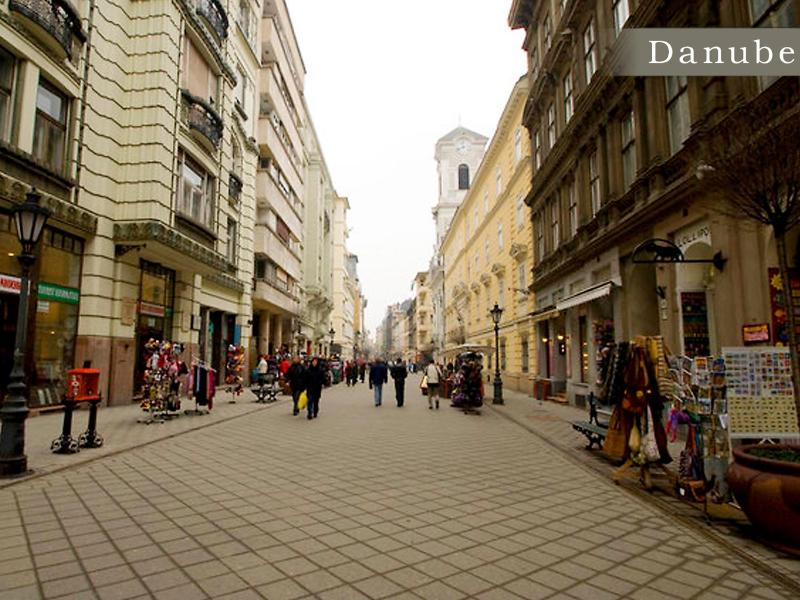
[727,444,800,551]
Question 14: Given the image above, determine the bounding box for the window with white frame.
[182,36,218,104]
[534,130,542,169]
[589,149,601,217]
[514,128,522,163]
[178,151,216,230]
[535,211,545,261]
[226,217,237,262]
[547,104,556,149]
[584,17,597,83]
[563,71,573,122]
[498,278,505,310]
[613,0,631,36]
[621,110,636,190]
[516,196,525,230]
[551,198,560,249]
[0,48,15,143]
[497,222,504,251]
[236,65,249,115]
[33,80,68,174]
[666,76,690,154]
[568,179,578,237]
[496,168,503,195]
[543,13,552,49]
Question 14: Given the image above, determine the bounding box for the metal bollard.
[78,399,103,448]
[51,400,79,454]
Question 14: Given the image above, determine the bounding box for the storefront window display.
[134,260,175,391]
[0,214,83,407]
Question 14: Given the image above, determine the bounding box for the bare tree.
[696,102,800,425]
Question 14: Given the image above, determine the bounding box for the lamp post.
[329,327,335,355]
[0,188,50,477]
[489,303,504,405]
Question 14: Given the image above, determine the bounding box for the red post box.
[65,369,101,402]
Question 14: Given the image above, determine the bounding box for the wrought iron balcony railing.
[180,89,223,149]
[8,0,85,60]
[195,0,228,40]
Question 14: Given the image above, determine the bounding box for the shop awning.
[556,282,614,311]
[529,308,560,323]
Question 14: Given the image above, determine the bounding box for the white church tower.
[432,126,488,248]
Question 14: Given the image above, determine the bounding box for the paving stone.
[256,578,308,600]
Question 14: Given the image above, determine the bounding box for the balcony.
[254,224,301,281]
[181,89,223,150]
[253,278,299,315]
[195,0,228,41]
[256,171,301,233]
[8,0,85,61]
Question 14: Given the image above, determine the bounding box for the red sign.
[742,323,770,345]
[0,274,21,295]
[138,301,165,317]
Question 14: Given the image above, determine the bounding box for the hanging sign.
[38,282,80,305]
[0,274,21,295]
[37,300,50,313]
[139,301,166,317]
[674,220,711,251]
[742,323,770,345]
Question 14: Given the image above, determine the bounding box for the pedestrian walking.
[256,355,268,385]
[306,357,326,419]
[286,356,307,416]
[425,361,442,410]
[358,360,366,383]
[369,358,388,406]
[390,358,408,407]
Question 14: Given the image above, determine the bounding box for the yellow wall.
[442,77,535,391]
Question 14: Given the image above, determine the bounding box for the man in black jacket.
[390,358,408,407]
[305,357,326,419]
[368,358,389,406]
[286,356,307,416]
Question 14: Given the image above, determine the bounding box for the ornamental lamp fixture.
[14,188,50,257]
[490,303,503,325]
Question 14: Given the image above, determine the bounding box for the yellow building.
[442,76,534,392]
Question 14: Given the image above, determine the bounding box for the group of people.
[343,359,367,386]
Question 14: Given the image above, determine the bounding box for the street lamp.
[329,327,335,355]
[0,188,50,477]
[489,303,504,405]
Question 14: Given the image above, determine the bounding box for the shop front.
[0,213,83,408]
[134,260,175,391]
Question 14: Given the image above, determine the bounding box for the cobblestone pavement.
[0,378,797,599]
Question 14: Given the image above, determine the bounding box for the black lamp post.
[0,188,50,477]
[490,303,504,405]
[329,327,335,355]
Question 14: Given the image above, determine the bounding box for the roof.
[437,126,488,144]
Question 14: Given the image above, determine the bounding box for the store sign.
[38,282,80,305]
[0,274,21,295]
[37,300,50,313]
[674,220,711,251]
[139,301,165,317]
[742,323,770,345]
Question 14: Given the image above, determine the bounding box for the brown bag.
[603,405,627,461]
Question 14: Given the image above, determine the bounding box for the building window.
[499,278,505,310]
[589,150,601,217]
[516,196,525,230]
[533,130,542,169]
[496,168,502,195]
[518,261,527,291]
[563,72,574,122]
[33,81,68,174]
[458,163,470,189]
[521,338,530,373]
[621,110,636,190]
[0,48,15,143]
[236,65,249,115]
[550,198,560,250]
[666,76,690,154]
[568,180,578,238]
[497,223,504,251]
[535,212,545,261]
[177,151,216,230]
[547,104,556,150]
[226,218,237,263]
[584,18,598,83]
[514,128,522,163]
[543,13,552,49]
[182,36,218,104]
[613,0,631,36]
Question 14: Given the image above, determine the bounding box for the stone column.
[259,310,270,354]
[274,316,284,351]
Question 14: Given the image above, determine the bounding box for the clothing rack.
[185,361,216,416]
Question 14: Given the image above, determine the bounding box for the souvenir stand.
[186,360,215,415]
[451,351,484,415]
[138,340,187,424]
[225,344,245,403]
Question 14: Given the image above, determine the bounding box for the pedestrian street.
[0,379,796,600]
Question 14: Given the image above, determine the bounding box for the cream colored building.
[330,194,359,358]
[442,76,534,392]
[413,271,434,363]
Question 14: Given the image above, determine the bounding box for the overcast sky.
[289,1,526,335]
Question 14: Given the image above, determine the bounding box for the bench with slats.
[571,396,610,450]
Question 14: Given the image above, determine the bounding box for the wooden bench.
[571,396,609,450]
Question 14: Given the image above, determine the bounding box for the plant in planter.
[727,444,800,552]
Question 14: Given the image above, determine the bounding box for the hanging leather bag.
[603,405,627,461]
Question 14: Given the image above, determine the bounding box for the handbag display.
[642,406,661,463]
[603,405,627,461]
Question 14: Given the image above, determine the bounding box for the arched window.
[458,164,470,190]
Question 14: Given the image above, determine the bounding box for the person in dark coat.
[368,358,389,406]
[286,356,307,416]
[305,357,326,419]
[390,358,408,407]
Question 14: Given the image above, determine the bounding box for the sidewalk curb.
[485,401,800,595]
[0,398,290,490]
